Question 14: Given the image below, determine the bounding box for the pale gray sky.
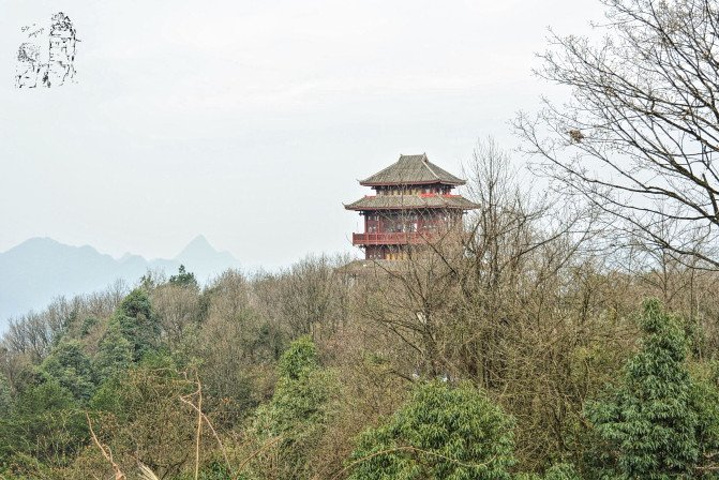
[0,0,605,268]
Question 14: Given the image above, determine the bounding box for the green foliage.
[112,288,160,361]
[262,337,331,437]
[0,372,12,414]
[117,287,154,319]
[81,352,202,478]
[5,243,719,480]
[584,299,716,479]
[174,461,232,480]
[169,264,199,289]
[277,335,319,380]
[94,323,133,383]
[0,380,87,468]
[90,350,181,423]
[688,362,719,476]
[516,463,581,480]
[543,463,581,480]
[88,376,125,419]
[15,379,75,415]
[250,336,337,479]
[347,380,515,480]
[80,315,99,336]
[39,340,95,402]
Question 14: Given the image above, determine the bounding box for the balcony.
[352,232,431,246]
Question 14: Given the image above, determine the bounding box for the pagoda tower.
[345,153,479,260]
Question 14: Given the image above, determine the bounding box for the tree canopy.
[348,380,515,480]
[585,299,719,478]
[517,0,719,268]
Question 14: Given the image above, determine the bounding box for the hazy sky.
[0,0,605,268]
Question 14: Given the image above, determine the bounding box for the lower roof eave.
[344,205,479,211]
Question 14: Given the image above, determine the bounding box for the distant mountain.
[0,236,241,332]
[174,235,239,282]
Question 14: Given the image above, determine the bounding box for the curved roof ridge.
[359,153,465,186]
[420,153,441,181]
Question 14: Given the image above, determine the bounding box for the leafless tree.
[516,0,719,269]
[454,139,600,387]
[152,283,201,349]
[253,254,353,341]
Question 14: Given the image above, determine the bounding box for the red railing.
[361,194,462,198]
[352,232,431,246]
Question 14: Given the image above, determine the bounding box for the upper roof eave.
[359,180,466,187]
[344,205,478,211]
[359,153,466,186]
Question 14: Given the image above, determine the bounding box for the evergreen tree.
[348,380,515,480]
[169,264,199,289]
[542,464,581,480]
[94,323,133,383]
[0,372,12,414]
[80,315,99,336]
[39,340,95,402]
[251,336,336,479]
[585,299,703,479]
[690,364,719,477]
[0,379,87,466]
[112,288,160,361]
[516,464,581,480]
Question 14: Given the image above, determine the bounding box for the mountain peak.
[172,236,240,279]
[189,234,211,246]
[176,235,216,259]
[0,235,242,331]
[15,236,61,249]
[4,237,100,256]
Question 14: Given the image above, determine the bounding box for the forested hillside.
[3,139,719,479]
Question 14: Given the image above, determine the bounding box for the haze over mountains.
[0,235,241,331]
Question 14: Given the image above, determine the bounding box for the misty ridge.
[0,234,240,331]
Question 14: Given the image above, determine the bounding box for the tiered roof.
[345,194,478,211]
[360,153,466,186]
[346,153,478,211]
